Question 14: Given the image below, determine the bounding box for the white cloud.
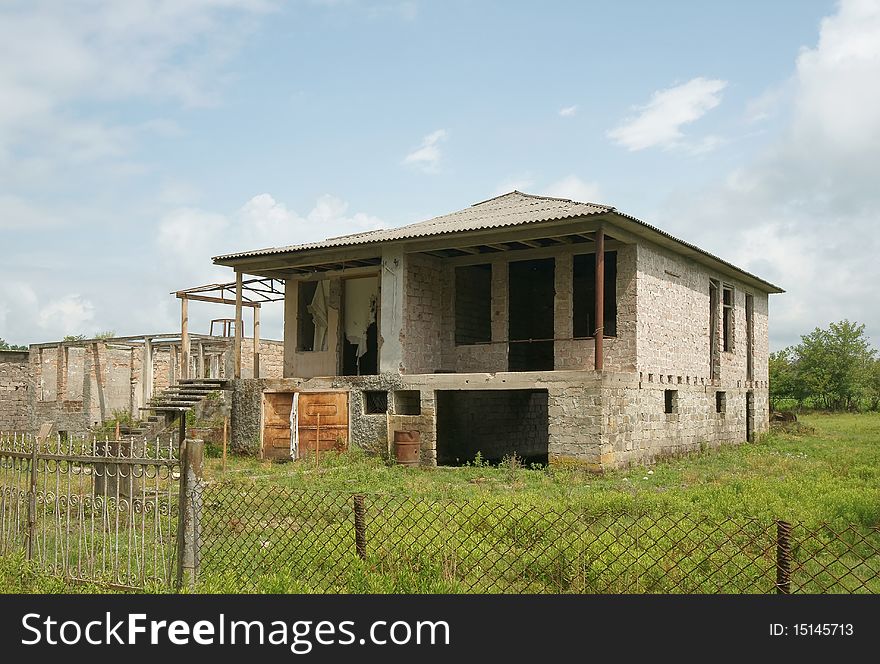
[541,175,602,203]
[559,105,577,117]
[402,129,448,172]
[608,77,727,151]
[37,294,95,337]
[0,1,273,181]
[658,0,880,349]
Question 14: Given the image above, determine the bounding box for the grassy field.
[204,413,880,526]
[3,413,879,593]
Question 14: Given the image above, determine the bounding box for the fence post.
[775,519,792,594]
[353,495,367,560]
[176,438,204,591]
[26,439,38,561]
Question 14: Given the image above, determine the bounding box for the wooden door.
[262,392,295,461]
[297,391,349,454]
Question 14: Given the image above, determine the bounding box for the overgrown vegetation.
[770,320,879,411]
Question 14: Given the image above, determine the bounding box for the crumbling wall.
[0,351,32,432]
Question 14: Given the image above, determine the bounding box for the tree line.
[770,320,880,412]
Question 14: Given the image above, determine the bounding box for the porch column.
[594,226,605,372]
[234,270,243,378]
[197,341,205,380]
[253,304,261,379]
[378,246,405,373]
[180,297,190,380]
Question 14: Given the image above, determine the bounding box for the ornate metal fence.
[0,432,180,590]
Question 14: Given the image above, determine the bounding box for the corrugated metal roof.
[213,191,611,260]
[213,190,783,293]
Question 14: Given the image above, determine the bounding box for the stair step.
[179,378,229,385]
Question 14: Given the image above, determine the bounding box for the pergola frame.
[173,277,284,380]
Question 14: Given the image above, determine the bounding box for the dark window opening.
[716,391,726,414]
[394,390,421,415]
[573,251,618,338]
[363,391,388,414]
[436,389,548,466]
[746,390,755,442]
[296,281,318,352]
[342,322,378,376]
[508,258,555,371]
[722,285,734,352]
[455,264,492,344]
[664,389,678,414]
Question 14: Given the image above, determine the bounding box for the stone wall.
[634,240,770,438]
[0,351,32,432]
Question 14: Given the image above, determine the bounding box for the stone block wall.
[0,351,32,432]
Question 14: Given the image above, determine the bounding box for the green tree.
[0,338,27,351]
[62,334,87,342]
[769,347,800,410]
[795,320,875,411]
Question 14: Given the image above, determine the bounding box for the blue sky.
[2,0,878,350]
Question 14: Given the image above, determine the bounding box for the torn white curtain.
[289,392,299,460]
[308,280,329,351]
[344,277,378,358]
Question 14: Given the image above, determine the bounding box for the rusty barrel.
[393,430,420,466]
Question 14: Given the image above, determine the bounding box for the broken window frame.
[722,284,734,353]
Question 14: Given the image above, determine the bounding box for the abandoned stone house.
[214,191,782,470]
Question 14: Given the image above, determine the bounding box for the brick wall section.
[0,351,32,432]
[403,254,446,373]
[634,241,770,438]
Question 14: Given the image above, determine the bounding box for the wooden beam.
[180,297,189,380]
[175,293,261,307]
[234,271,243,379]
[520,239,543,248]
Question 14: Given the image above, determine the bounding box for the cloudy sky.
[1,0,878,350]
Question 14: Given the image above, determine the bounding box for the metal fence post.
[26,439,38,561]
[176,438,204,591]
[353,495,367,560]
[775,519,792,594]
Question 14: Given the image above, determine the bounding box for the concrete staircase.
[136,378,232,438]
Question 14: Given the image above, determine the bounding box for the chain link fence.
[196,480,880,594]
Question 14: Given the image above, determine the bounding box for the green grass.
[204,413,880,527]
[4,413,879,593]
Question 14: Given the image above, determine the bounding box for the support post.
[176,437,204,591]
[180,297,190,380]
[234,271,243,379]
[253,304,261,379]
[197,341,205,380]
[594,226,605,372]
[26,441,38,560]
[142,338,153,408]
[776,520,792,594]
[353,495,367,560]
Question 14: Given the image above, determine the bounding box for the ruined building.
[211,191,782,470]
